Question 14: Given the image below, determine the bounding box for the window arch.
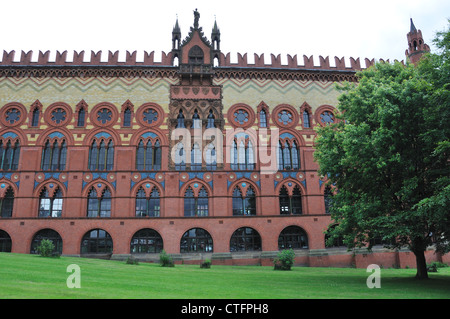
[184,186,208,217]
[41,139,67,171]
[174,142,186,170]
[88,138,114,171]
[259,110,267,128]
[180,228,213,253]
[232,186,256,216]
[278,133,301,170]
[278,226,308,249]
[0,139,20,171]
[130,228,163,253]
[87,187,111,217]
[81,229,113,254]
[279,184,302,215]
[38,187,63,218]
[324,185,333,214]
[192,109,201,129]
[135,186,160,217]
[136,138,161,171]
[31,108,40,127]
[191,143,202,170]
[123,107,132,127]
[176,110,186,128]
[206,109,215,129]
[205,143,217,170]
[188,45,204,64]
[30,229,63,255]
[0,187,14,218]
[230,227,261,252]
[230,135,256,170]
[0,230,12,252]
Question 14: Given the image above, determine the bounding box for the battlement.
[0,49,401,72]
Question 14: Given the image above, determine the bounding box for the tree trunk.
[413,249,429,280]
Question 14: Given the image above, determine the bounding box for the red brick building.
[0,12,445,268]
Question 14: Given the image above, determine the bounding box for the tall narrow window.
[278,140,300,170]
[303,110,310,128]
[175,142,186,170]
[184,187,195,217]
[324,186,333,214]
[205,144,216,170]
[41,140,67,171]
[191,143,201,170]
[123,108,131,127]
[77,108,86,127]
[192,110,201,129]
[31,108,40,127]
[176,110,185,128]
[197,187,208,217]
[206,110,215,128]
[89,140,114,171]
[231,140,238,170]
[0,140,20,171]
[0,187,14,218]
[259,110,267,128]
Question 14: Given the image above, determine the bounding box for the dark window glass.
[230,227,261,252]
[130,228,163,253]
[180,228,213,253]
[278,226,308,250]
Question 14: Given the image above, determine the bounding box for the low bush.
[200,259,211,268]
[37,239,57,257]
[159,250,174,267]
[274,249,295,270]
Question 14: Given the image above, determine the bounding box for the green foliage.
[126,256,139,265]
[200,259,211,268]
[315,21,450,279]
[159,250,174,267]
[274,249,295,270]
[427,262,448,273]
[36,239,56,257]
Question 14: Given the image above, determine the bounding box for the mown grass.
[0,252,449,299]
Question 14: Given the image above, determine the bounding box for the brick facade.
[0,13,445,267]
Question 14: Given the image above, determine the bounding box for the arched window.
[230,135,255,170]
[184,186,209,217]
[180,228,213,253]
[77,107,86,127]
[303,110,310,128]
[0,230,12,252]
[136,187,160,217]
[188,45,204,64]
[278,226,308,250]
[81,229,113,254]
[41,139,67,171]
[0,140,20,171]
[39,187,63,218]
[123,108,131,127]
[259,110,267,128]
[136,139,161,171]
[30,229,63,255]
[232,186,256,216]
[0,187,14,218]
[87,187,111,217]
[31,108,40,127]
[89,139,114,171]
[279,185,302,215]
[278,140,300,170]
[176,110,186,128]
[206,110,215,129]
[130,228,163,253]
[230,227,261,252]
[192,110,201,129]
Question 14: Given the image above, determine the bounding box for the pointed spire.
[173,15,181,34]
[410,18,417,33]
[212,17,220,34]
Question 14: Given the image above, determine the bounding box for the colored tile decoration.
[6,108,20,124]
[51,108,66,124]
[97,108,112,124]
[320,111,334,124]
[234,109,249,125]
[143,108,158,124]
[278,110,293,125]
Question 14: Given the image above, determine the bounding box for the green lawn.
[0,252,449,299]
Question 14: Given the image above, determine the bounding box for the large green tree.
[315,23,450,279]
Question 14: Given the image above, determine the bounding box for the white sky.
[0,0,449,66]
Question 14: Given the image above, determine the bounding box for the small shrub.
[427,261,448,272]
[200,259,211,269]
[126,256,139,265]
[36,239,55,257]
[159,250,174,267]
[274,249,295,271]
